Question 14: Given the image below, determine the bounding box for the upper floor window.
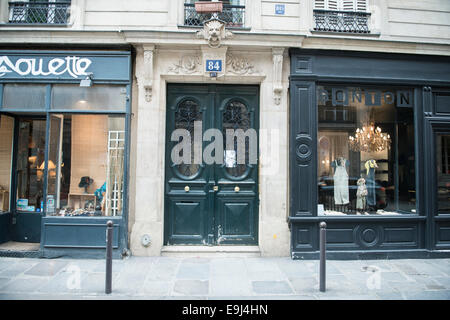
[184,0,245,28]
[8,0,71,25]
[313,0,370,33]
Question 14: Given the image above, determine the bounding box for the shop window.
[437,134,450,213]
[46,114,125,217]
[0,115,14,213]
[2,84,46,110]
[317,86,416,216]
[51,85,127,112]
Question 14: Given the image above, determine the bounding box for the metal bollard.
[319,221,327,292]
[105,220,113,294]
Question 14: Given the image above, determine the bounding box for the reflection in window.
[15,119,46,212]
[0,115,14,213]
[174,100,202,178]
[437,134,450,212]
[47,114,125,217]
[317,86,416,216]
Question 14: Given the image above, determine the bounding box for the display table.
[68,193,97,209]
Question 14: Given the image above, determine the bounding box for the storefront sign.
[0,51,130,81]
[318,87,414,107]
[0,56,92,78]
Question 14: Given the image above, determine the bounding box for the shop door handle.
[213,186,219,192]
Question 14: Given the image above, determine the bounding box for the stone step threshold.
[161,245,261,257]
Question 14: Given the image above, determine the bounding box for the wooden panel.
[43,218,120,248]
[327,228,354,243]
[293,224,314,250]
[383,227,417,245]
[0,116,13,211]
[435,94,450,114]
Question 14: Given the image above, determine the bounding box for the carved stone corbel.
[137,45,155,103]
[272,48,285,105]
[196,18,233,48]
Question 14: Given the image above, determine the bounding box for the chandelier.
[348,122,391,153]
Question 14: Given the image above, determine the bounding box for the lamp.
[349,122,391,153]
[80,72,94,87]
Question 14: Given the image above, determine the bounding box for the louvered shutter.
[327,0,338,10]
[314,0,326,9]
[342,0,355,11]
[356,0,368,12]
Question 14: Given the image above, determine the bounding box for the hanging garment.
[356,178,368,210]
[333,158,349,205]
[365,160,377,207]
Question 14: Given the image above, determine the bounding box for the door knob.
[213,186,219,192]
[234,186,240,192]
[184,186,190,192]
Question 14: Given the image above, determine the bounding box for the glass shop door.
[12,117,47,243]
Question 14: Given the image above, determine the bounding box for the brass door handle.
[234,186,240,192]
[213,186,219,192]
[184,186,190,192]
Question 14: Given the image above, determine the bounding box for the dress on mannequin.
[332,157,350,205]
[365,159,378,209]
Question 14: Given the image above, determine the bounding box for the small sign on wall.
[206,59,222,72]
[275,4,285,15]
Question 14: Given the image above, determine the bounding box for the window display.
[437,134,450,213]
[46,114,125,217]
[0,115,13,213]
[317,86,416,215]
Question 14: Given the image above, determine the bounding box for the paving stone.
[403,290,450,300]
[173,280,209,296]
[146,262,179,281]
[37,271,87,294]
[288,276,318,294]
[0,277,11,290]
[0,277,49,293]
[210,258,246,277]
[24,260,68,276]
[0,260,38,277]
[210,276,251,296]
[177,263,209,280]
[252,281,293,294]
[141,280,171,296]
[408,275,447,290]
[431,277,450,289]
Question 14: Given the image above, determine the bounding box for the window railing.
[184,3,245,28]
[313,9,370,33]
[8,1,71,25]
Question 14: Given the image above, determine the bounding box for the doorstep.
[161,245,261,257]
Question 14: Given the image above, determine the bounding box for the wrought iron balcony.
[313,9,370,33]
[184,3,245,28]
[8,1,71,24]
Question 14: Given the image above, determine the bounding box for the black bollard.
[105,220,113,294]
[319,221,327,292]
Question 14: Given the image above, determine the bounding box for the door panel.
[13,118,46,242]
[165,84,259,245]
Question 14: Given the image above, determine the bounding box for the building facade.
[0,0,449,259]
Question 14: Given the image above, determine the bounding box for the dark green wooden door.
[165,84,259,245]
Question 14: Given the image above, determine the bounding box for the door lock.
[213,186,219,192]
[234,186,240,192]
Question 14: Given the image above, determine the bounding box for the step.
[161,245,261,257]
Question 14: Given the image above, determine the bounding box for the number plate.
[206,60,222,72]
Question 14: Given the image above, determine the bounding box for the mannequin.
[331,156,350,206]
[365,159,378,210]
[356,177,368,213]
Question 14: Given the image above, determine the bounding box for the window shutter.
[314,0,326,9]
[356,0,368,12]
[327,0,338,10]
[342,0,355,11]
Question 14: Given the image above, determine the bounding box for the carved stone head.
[206,20,224,48]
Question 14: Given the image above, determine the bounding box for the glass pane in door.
[15,119,46,213]
[0,115,14,212]
[437,134,450,212]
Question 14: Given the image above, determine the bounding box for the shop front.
[0,50,131,258]
[289,49,450,259]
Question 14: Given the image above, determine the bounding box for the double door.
[164,84,259,245]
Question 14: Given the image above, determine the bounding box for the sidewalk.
[0,256,449,300]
